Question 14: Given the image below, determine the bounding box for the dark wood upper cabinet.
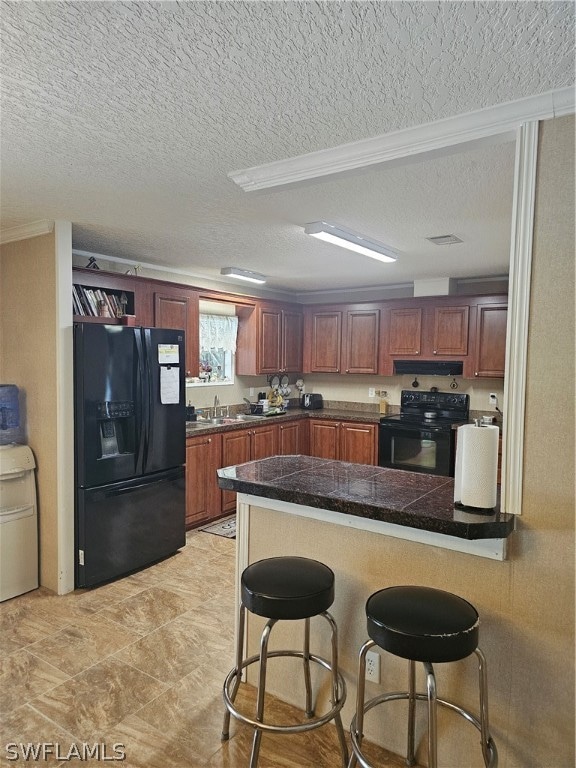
[304,305,380,374]
[387,307,422,356]
[473,303,508,377]
[343,309,380,374]
[259,307,282,373]
[432,305,469,356]
[237,302,303,375]
[380,296,505,377]
[73,268,506,382]
[281,309,304,373]
[304,309,342,373]
[154,288,199,378]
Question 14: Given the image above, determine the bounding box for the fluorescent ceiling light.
[304,222,398,263]
[220,267,266,284]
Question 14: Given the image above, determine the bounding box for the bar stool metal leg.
[250,619,275,768]
[424,662,438,768]
[348,639,374,768]
[222,603,246,741]
[406,660,416,767]
[326,611,349,768]
[303,617,314,717]
[475,648,493,767]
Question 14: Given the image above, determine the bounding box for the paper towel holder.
[454,422,499,514]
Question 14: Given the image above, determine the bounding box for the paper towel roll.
[454,424,499,510]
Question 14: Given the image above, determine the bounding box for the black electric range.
[379,390,470,476]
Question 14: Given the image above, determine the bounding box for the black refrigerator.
[74,323,186,588]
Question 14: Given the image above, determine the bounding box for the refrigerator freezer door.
[74,324,142,488]
[75,467,185,587]
[142,327,185,475]
[74,324,185,488]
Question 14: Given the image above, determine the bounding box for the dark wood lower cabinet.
[309,420,378,465]
[186,417,376,525]
[220,424,279,513]
[279,419,308,455]
[185,434,222,528]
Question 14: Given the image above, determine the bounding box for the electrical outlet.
[365,650,380,682]
[368,388,376,398]
[250,388,255,397]
[489,393,498,406]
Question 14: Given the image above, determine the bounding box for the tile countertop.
[216,455,515,541]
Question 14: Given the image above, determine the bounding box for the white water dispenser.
[0,444,38,601]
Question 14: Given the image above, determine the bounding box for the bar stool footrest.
[224,649,347,735]
[350,692,498,768]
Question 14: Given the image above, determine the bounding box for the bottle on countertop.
[186,402,196,421]
[379,391,389,415]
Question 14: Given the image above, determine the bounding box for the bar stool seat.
[222,556,348,767]
[349,586,497,768]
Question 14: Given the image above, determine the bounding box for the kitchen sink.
[188,413,267,429]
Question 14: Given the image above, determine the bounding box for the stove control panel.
[401,390,468,408]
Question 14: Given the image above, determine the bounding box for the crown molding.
[0,219,54,245]
[72,249,295,303]
[229,87,575,192]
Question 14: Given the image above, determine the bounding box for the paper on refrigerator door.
[158,344,179,364]
[160,366,180,404]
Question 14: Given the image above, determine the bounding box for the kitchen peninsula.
[217,455,516,765]
[217,455,514,558]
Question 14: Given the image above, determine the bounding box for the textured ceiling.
[1,1,574,296]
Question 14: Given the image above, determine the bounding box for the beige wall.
[246,115,575,768]
[0,226,74,593]
[1,233,59,590]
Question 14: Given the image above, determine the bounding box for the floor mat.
[199,515,236,539]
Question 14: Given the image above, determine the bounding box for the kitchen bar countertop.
[217,455,514,541]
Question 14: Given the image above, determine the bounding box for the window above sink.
[188,301,238,386]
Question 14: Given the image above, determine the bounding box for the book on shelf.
[73,284,129,318]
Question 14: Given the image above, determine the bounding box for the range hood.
[393,360,463,376]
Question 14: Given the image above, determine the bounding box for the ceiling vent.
[426,234,463,246]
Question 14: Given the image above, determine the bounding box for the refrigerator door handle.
[144,328,154,468]
[103,479,167,496]
[134,328,147,475]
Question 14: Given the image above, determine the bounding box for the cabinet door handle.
[433,350,437,354]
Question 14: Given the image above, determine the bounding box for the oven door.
[378,423,455,476]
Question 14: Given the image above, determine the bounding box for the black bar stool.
[222,556,348,767]
[349,586,497,768]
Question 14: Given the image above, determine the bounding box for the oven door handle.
[379,424,445,434]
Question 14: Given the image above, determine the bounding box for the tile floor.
[0,529,407,767]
